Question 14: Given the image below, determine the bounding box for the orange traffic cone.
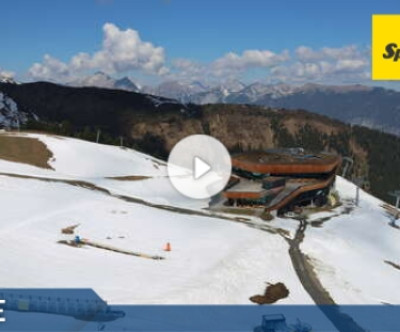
[163,242,171,252]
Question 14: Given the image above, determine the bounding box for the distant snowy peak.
[157,80,246,104]
[207,80,247,99]
[267,84,298,98]
[114,77,139,92]
[163,81,378,105]
[0,74,17,84]
[145,80,210,102]
[218,80,246,93]
[0,92,28,128]
[69,71,113,88]
[69,72,139,92]
[149,81,298,104]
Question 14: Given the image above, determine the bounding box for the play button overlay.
[167,135,232,199]
[193,157,211,179]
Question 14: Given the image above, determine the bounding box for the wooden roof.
[232,149,341,174]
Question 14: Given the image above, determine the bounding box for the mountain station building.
[223,148,341,215]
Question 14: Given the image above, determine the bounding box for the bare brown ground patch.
[61,224,80,235]
[250,282,289,304]
[0,135,53,169]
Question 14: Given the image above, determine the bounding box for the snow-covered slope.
[0,132,399,306]
[0,174,310,304]
[0,133,167,178]
[302,177,400,304]
[0,132,311,304]
[40,134,167,178]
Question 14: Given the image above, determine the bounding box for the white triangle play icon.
[168,135,232,199]
[193,156,211,180]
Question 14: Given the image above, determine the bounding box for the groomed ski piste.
[0,131,399,308]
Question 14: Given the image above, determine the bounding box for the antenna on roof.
[388,190,400,209]
[352,176,366,207]
[96,129,101,144]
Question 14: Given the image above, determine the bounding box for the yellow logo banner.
[372,14,400,80]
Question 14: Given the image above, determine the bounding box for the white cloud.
[335,59,367,72]
[270,45,370,84]
[29,55,69,81]
[26,28,371,87]
[164,58,207,82]
[94,23,167,74]
[295,46,321,62]
[29,23,168,82]
[172,58,199,70]
[211,49,290,77]
[321,45,362,60]
[165,49,290,83]
[0,68,15,80]
[295,45,362,62]
[160,45,370,85]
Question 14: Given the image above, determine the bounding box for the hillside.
[0,82,400,203]
[63,77,400,136]
[247,84,400,136]
[0,132,399,309]
[0,82,184,131]
[147,81,400,136]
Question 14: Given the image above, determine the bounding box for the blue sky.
[1,0,400,87]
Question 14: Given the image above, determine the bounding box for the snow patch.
[0,92,28,128]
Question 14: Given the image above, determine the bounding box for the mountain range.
[151,80,400,136]
[65,72,400,136]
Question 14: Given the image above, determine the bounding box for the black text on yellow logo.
[383,43,400,61]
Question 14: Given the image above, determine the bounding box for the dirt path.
[285,219,335,305]
[286,218,366,332]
